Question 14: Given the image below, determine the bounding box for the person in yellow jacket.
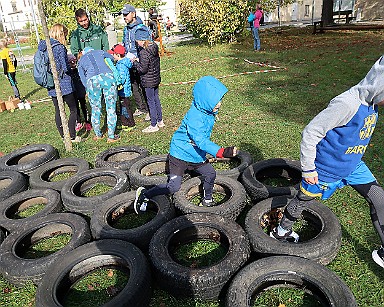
[0,39,23,101]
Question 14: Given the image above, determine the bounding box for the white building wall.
[0,0,39,32]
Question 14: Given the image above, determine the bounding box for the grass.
[1,26,384,306]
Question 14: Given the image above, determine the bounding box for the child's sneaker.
[122,125,135,131]
[157,120,165,128]
[133,109,144,116]
[270,226,299,243]
[107,135,121,143]
[200,199,216,207]
[142,125,159,133]
[372,247,384,268]
[85,123,92,131]
[75,123,83,132]
[134,187,149,214]
[144,113,150,121]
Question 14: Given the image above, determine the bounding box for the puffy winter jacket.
[116,57,133,97]
[133,43,160,88]
[37,39,73,97]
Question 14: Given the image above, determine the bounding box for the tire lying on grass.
[0,170,28,202]
[35,239,152,307]
[244,196,341,265]
[206,150,253,180]
[29,157,90,192]
[91,191,175,251]
[0,227,4,245]
[173,175,247,220]
[225,255,357,307]
[241,158,302,201]
[61,168,130,216]
[128,154,191,189]
[95,145,149,172]
[0,144,59,175]
[0,213,91,286]
[149,213,250,301]
[0,188,62,233]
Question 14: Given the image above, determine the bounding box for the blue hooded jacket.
[116,57,133,97]
[169,76,228,163]
[37,39,73,97]
[122,16,144,57]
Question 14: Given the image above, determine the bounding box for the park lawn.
[0,26,384,306]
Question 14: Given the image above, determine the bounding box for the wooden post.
[37,0,72,151]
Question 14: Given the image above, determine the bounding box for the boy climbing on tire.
[270,55,384,269]
[134,76,237,213]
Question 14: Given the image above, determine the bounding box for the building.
[0,0,39,34]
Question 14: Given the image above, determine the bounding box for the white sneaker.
[157,120,165,128]
[372,247,384,268]
[144,113,150,121]
[71,136,81,143]
[133,109,144,116]
[142,125,159,133]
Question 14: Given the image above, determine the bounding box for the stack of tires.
[0,144,357,306]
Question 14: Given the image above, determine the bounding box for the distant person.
[133,76,237,213]
[0,39,24,103]
[77,47,119,143]
[252,3,263,51]
[122,4,150,120]
[37,24,80,142]
[270,55,384,270]
[132,26,164,133]
[105,21,118,49]
[70,8,108,58]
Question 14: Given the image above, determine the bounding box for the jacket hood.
[350,55,384,105]
[127,16,143,29]
[37,38,60,52]
[192,76,228,113]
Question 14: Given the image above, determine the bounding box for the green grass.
[1,26,384,306]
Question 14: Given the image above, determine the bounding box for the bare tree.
[37,0,72,151]
[321,0,334,26]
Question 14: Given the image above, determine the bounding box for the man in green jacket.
[70,8,108,58]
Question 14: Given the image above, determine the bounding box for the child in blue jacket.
[112,44,135,131]
[134,76,237,213]
[77,47,119,143]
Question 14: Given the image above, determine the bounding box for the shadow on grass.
[24,87,44,100]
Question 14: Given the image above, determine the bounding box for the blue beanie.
[135,27,150,41]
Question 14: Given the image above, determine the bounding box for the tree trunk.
[321,0,334,26]
[37,0,72,151]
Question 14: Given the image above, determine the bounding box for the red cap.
[113,44,126,56]
[107,49,114,55]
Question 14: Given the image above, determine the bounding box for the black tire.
[90,191,175,251]
[95,145,149,172]
[35,239,152,307]
[61,168,130,216]
[207,150,253,180]
[0,144,59,175]
[0,213,91,286]
[0,189,62,233]
[128,154,191,189]
[241,158,302,201]
[244,196,342,265]
[225,256,357,307]
[29,158,90,192]
[0,170,28,202]
[149,213,250,300]
[0,227,4,245]
[173,175,247,220]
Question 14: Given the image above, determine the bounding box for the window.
[304,5,310,17]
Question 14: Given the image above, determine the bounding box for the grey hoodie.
[300,55,384,182]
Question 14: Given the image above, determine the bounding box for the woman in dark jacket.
[37,24,80,142]
[132,26,164,133]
